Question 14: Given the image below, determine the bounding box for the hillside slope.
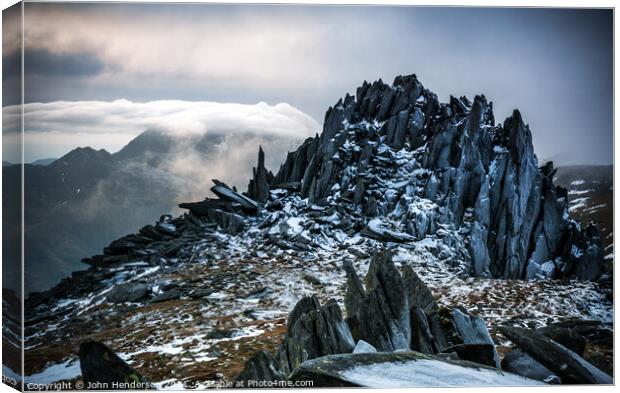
[555,165,613,261]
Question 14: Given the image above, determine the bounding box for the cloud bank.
[3,99,320,162]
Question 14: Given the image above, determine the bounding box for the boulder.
[361,219,414,243]
[502,348,558,382]
[409,307,434,354]
[289,352,544,388]
[443,343,497,368]
[343,252,411,351]
[276,296,355,375]
[402,265,438,314]
[155,221,176,235]
[211,180,259,213]
[205,209,246,235]
[150,289,181,304]
[499,325,612,384]
[428,307,499,368]
[352,340,377,354]
[178,199,234,216]
[272,182,302,192]
[78,341,147,387]
[106,283,148,303]
[206,329,235,340]
[235,350,286,387]
[533,319,612,375]
[103,238,141,256]
[535,325,586,356]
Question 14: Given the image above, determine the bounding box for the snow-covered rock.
[289,352,545,387]
[352,340,377,354]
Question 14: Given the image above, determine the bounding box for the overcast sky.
[2,4,613,165]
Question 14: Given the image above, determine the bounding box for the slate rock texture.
[266,74,604,281]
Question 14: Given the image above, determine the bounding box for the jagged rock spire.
[247,146,274,204]
[269,74,603,280]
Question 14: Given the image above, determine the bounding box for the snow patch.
[25,359,81,384]
[568,189,593,195]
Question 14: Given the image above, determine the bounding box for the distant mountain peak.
[30,157,58,166]
[55,146,112,165]
[113,128,175,161]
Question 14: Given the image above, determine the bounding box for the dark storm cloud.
[2,4,22,108]
[23,48,105,77]
[2,48,19,81]
[14,4,614,165]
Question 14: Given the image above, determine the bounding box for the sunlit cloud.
[22,5,333,87]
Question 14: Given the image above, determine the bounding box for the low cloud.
[5,98,320,199]
[4,99,320,160]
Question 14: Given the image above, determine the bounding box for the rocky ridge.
[260,75,604,281]
[21,75,612,388]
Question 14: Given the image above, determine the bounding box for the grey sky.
[3,4,613,165]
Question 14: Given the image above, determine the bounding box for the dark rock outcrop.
[266,74,604,281]
[211,180,259,213]
[402,265,438,314]
[444,343,498,368]
[106,282,149,304]
[534,319,613,376]
[343,252,411,351]
[43,73,605,320]
[235,350,286,387]
[502,348,559,382]
[427,307,500,368]
[178,199,234,216]
[234,294,356,384]
[78,341,147,387]
[409,307,434,354]
[205,209,246,235]
[343,251,499,366]
[177,178,262,234]
[343,250,499,367]
[499,325,612,384]
[561,223,605,280]
[275,296,356,375]
[536,325,586,356]
[247,146,274,204]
